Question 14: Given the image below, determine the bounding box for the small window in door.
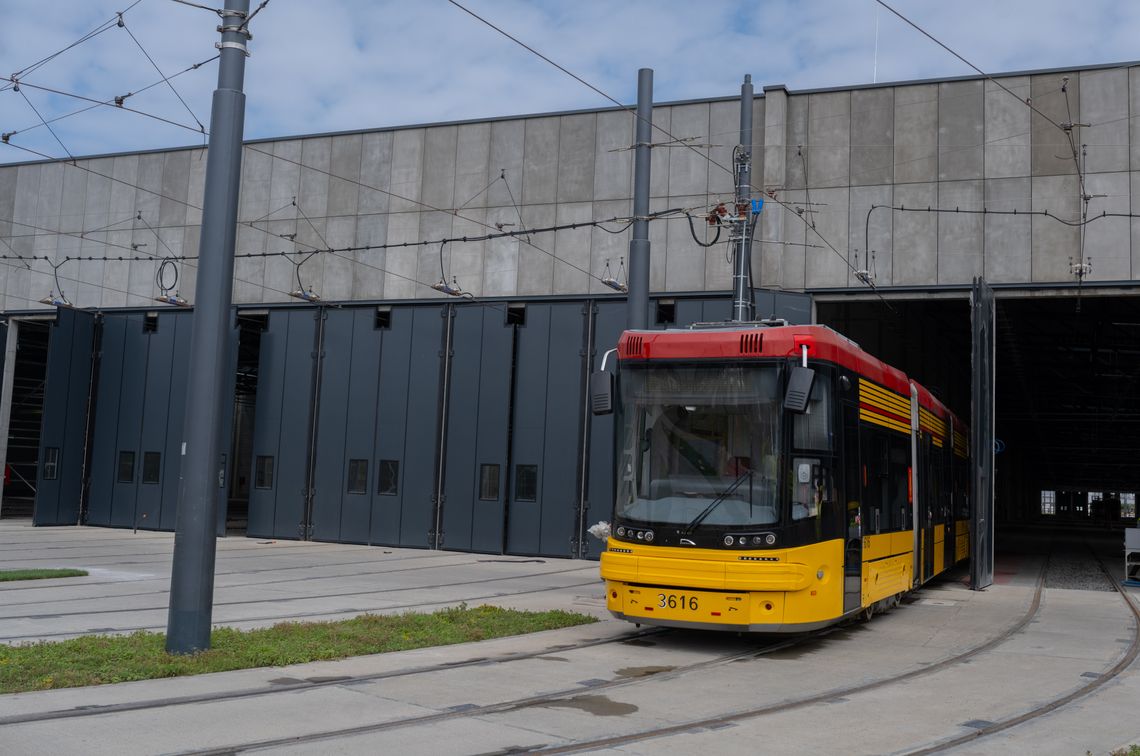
[479,464,500,500]
[43,447,60,481]
[515,464,538,501]
[377,460,399,496]
[255,456,274,489]
[347,459,368,494]
[117,451,135,483]
[141,452,161,484]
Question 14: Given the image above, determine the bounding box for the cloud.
[1,0,1138,165]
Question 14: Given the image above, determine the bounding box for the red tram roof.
[616,324,964,427]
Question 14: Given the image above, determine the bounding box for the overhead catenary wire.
[445,0,897,312]
[2,55,218,144]
[1,0,146,92]
[13,87,74,160]
[117,15,206,134]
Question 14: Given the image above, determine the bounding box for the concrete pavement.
[1,520,1138,755]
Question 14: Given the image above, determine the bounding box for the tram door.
[921,434,936,582]
[842,401,862,613]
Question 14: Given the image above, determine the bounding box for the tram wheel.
[861,605,874,622]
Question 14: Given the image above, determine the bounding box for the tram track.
[0,561,596,617]
[0,627,666,728]
[902,540,1140,754]
[169,631,806,756]
[151,564,1047,755]
[0,575,603,644]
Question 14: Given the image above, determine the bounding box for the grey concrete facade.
[1,62,1139,312]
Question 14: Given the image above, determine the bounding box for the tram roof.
[617,324,964,427]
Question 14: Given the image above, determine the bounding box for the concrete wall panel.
[938,81,983,182]
[984,77,1031,179]
[1031,174,1080,280]
[594,110,632,201]
[1083,171,1130,279]
[1030,72,1079,177]
[892,182,937,284]
[327,133,363,217]
[936,179,983,283]
[849,185,893,286]
[851,89,894,187]
[894,84,938,184]
[556,113,596,204]
[983,177,1031,283]
[667,104,711,197]
[807,91,850,188]
[1080,68,1129,175]
[421,126,457,211]
[522,117,559,205]
[516,203,556,295]
[453,123,491,210]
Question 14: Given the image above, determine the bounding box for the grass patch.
[0,568,88,582]
[0,604,596,693]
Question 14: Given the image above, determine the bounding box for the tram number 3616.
[658,593,699,611]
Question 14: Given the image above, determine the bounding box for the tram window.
[791,457,828,521]
[793,377,831,450]
[515,464,538,501]
[346,459,368,494]
[888,438,910,530]
[479,464,500,501]
[1040,490,1056,516]
[378,460,399,496]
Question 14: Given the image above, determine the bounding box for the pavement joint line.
[0,578,605,643]
[0,625,665,727]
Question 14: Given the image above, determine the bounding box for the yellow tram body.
[597,324,973,633]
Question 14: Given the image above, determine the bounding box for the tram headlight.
[752,536,763,546]
[636,531,644,540]
[765,533,776,545]
[616,526,626,538]
[724,535,734,546]
[644,530,654,542]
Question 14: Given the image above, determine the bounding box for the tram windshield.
[616,364,781,528]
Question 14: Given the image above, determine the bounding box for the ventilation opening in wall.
[143,312,158,333]
[506,304,526,326]
[3,320,51,519]
[226,310,269,536]
[656,300,676,326]
[375,306,392,330]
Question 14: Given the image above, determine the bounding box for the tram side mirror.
[590,371,614,416]
[783,366,816,414]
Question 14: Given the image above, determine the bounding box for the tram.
[595,322,971,632]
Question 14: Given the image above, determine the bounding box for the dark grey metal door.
[34,309,97,526]
[970,277,995,590]
[505,302,586,557]
[440,304,513,553]
[246,309,319,540]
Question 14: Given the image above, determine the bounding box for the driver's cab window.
[793,373,832,450]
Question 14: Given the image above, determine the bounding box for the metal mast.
[731,74,757,323]
[166,0,251,654]
[626,68,653,330]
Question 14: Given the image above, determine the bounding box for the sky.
[1,0,1139,165]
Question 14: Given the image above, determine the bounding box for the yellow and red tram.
[599,323,971,632]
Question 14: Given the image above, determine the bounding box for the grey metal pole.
[166,0,251,654]
[731,74,755,323]
[626,68,653,331]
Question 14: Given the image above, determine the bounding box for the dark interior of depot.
[819,294,1140,572]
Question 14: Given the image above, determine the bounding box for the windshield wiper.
[683,471,751,533]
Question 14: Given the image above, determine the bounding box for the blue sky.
[1,0,1138,164]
